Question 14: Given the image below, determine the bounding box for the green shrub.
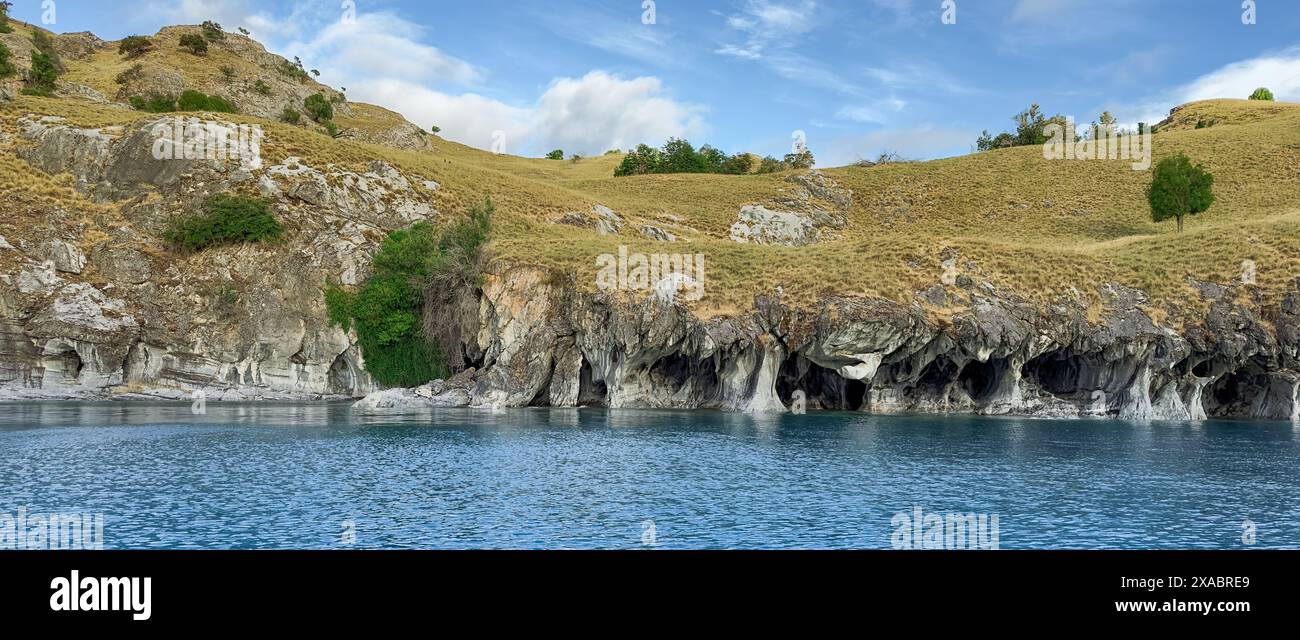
[430,125,441,133]
[118,35,153,59]
[279,107,301,124]
[179,33,209,55]
[201,21,225,41]
[327,198,494,387]
[976,103,1070,151]
[322,120,339,137]
[164,195,283,251]
[252,79,270,96]
[303,93,333,122]
[0,41,15,79]
[1248,87,1274,101]
[613,139,798,177]
[26,51,59,95]
[276,59,309,82]
[545,149,564,160]
[219,65,237,82]
[1148,153,1215,233]
[177,89,235,112]
[31,31,62,70]
[115,63,143,85]
[128,93,178,112]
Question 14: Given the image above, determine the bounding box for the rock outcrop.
[728,170,851,246]
[0,113,448,401]
[375,261,1300,421]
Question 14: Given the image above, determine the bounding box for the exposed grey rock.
[729,205,816,246]
[451,267,1300,421]
[639,224,677,242]
[42,239,87,274]
[729,170,852,246]
[556,205,624,235]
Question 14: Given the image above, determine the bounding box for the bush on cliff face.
[164,195,283,251]
[0,42,15,78]
[304,93,333,122]
[22,51,59,97]
[327,198,494,387]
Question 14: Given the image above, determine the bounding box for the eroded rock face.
[0,114,448,401]
[424,263,1300,420]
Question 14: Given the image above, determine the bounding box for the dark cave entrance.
[577,360,609,407]
[958,359,1002,403]
[776,355,866,411]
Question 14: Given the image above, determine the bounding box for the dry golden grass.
[7,35,1300,324]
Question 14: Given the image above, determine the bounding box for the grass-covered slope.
[3,20,1299,327]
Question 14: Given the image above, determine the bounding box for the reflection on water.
[1,401,1297,550]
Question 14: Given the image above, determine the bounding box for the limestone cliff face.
[0,114,444,400]
[437,266,1299,421]
[3,114,1298,420]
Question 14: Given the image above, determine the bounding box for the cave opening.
[775,355,867,411]
[915,357,960,396]
[1205,366,1267,418]
[577,360,609,407]
[958,359,1001,403]
[1021,350,1082,396]
[42,345,83,385]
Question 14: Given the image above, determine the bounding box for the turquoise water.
[1,402,1297,549]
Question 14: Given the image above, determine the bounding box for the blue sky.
[13,0,1300,165]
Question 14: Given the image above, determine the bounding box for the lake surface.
[1,402,1297,549]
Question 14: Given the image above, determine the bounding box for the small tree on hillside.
[545,149,564,160]
[303,93,333,122]
[1148,153,1215,233]
[179,33,209,55]
[1249,87,1274,101]
[118,35,154,59]
[784,149,815,169]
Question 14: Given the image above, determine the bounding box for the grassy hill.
[3,20,1299,327]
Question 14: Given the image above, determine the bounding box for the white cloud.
[287,12,483,87]
[141,2,703,157]
[530,72,707,155]
[352,73,705,158]
[1120,47,1300,127]
[717,0,818,59]
[1175,48,1300,103]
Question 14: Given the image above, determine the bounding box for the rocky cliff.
[353,263,1297,422]
[2,23,1297,421]
[0,113,448,400]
